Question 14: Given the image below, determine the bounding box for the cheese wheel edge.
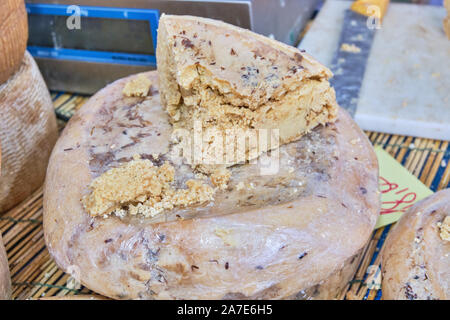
[0,51,58,213]
[382,189,450,300]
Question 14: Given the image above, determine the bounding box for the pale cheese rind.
[0,0,28,84]
[0,52,58,212]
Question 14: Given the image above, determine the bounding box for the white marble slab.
[300,0,450,140]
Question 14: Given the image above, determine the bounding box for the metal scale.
[26,0,318,94]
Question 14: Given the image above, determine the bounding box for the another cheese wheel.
[0,51,58,213]
[44,71,380,300]
[382,189,450,300]
[0,232,10,300]
[0,0,28,84]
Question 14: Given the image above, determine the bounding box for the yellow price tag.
[375,146,433,229]
[351,0,390,21]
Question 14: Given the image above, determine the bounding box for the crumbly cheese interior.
[438,216,450,241]
[340,43,361,53]
[162,65,336,173]
[210,167,231,190]
[122,75,152,97]
[157,15,338,173]
[82,156,214,218]
[172,66,336,130]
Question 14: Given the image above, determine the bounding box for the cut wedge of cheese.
[0,0,28,84]
[157,15,338,173]
[0,51,58,213]
[0,232,10,300]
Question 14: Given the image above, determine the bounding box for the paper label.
[375,146,433,228]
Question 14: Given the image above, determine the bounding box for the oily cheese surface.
[44,71,379,300]
[0,51,58,213]
[0,0,28,84]
[382,189,450,300]
[0,233,11,300]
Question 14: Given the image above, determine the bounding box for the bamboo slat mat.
[1,92,448,300]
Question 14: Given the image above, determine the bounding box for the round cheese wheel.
[44,71,380,300]
[0,0,28,84]
[382,189,450,300]
[0,232,11,300]
[0,51,58,213]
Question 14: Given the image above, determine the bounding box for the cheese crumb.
[402,100,408,108]
[210,167,231,190]
[236,182,245,191]
[340,43,361,53]
[195,172,207,180]
[214,228,236,246]
[438,216,450,241]
[123,74,152,97]
[82,157,214,218]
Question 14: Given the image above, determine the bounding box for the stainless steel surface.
[329,10,376,116]
[27,0,253,29]
[251,0,318,45]
[35,58,153,95]
[27,0,318,94]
